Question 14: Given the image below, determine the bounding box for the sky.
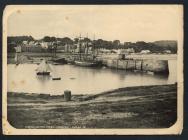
[7,5,183,42]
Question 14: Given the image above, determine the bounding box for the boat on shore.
[36,59,52,75]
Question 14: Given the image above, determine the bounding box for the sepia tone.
[2,5,183,135]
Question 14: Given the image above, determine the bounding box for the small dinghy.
[52,77,61,80]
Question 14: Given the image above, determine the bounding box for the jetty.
[62,53,169,74]
[100,58,169,74]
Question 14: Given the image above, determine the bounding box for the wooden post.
[125,61,128,70]
[64,90,71,101]
[135,60,136,70]
[141,60,143,71]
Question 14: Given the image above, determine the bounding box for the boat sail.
[36,59,52,75]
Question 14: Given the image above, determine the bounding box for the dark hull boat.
[74,34,101,67]
[52,77,61,80]
[37,72,50,75]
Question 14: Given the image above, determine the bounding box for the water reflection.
[36,75,51,82]
[7,60,177,95]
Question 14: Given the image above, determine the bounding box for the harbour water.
[7,60,177,95]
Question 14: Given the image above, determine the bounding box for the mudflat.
[7,84,177,128]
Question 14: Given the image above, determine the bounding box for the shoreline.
[7,53,177,64]
[8,84,176,100]
[8,84,177,128]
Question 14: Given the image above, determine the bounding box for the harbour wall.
[101,59,169,74]
[8,52,170,74]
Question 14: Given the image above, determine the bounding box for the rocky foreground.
[7,84,177,128]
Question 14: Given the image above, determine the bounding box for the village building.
[99,48,111,54]
[163,50,171,54]
[15,45,22,53]
[22,41,28,45]
[120,48,135,54]
[140,50,151,54]
[124,42,132,46]
[28,41,35,45]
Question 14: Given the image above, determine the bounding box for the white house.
[140,50,151,54]
[28,41,35,45]
[22,41,28,45]
[163,50,171,54]
[120,48,135,54]
[15,45,22,53]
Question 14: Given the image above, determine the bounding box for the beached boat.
[36,60,52,75]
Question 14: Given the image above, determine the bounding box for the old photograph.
[2,5,183,135]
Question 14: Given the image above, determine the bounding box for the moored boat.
[74,34,101,67]
[74,60,99,67]
[37,72,51,75]
[52,77,61,80]
[36,59,52,75]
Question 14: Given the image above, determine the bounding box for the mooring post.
[135,60,137,70]
[141,59,143,71]
[64,90,71,101]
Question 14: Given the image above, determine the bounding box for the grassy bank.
[7,84,177,129]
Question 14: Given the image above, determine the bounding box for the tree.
[43,36,51,42]
[83,37,91,42]
[60,37,73,45]
[74,38,79,44]
[7,36,35,44]
[112,40,120,48]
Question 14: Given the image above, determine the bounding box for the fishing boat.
[74,35,100,67]
[36,59,52,75]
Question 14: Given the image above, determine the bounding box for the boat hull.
[52,77,61,80]
[74,61,99,67]
[37,72,50,75]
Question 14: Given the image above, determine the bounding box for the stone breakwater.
[101,59,169,74]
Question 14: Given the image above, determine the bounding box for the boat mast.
[79,34,82,60]
[86,33,89,60]
[93,34,95,60]
[54,37,57,58]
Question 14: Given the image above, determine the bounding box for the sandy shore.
[7,84,177,129]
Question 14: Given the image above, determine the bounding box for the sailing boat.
[36,59,52,75]
[74,35,100,67]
